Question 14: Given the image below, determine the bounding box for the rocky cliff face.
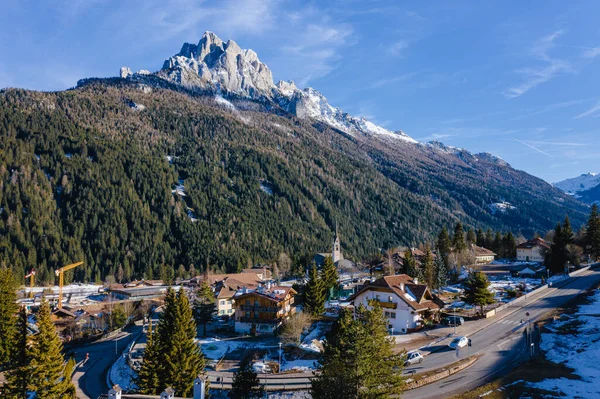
[122,31,417,143]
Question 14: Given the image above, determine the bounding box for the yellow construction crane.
[24,269,35,298]
[55,261,84,308]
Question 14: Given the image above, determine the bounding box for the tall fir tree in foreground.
[463,272,495,315]
[193,280,216,337]
[3,307,30,399]
[585,204,600,260]
[229,359,264,399]
[0,267,17,370]
[312,305,404,398]
[27,300,75,399]
[305,264,325,316]
[139,288,205,396]
[136,319,161,394]
[320,256,338,300]
[164,288,205,396]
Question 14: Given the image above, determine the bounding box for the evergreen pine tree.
[3,307,30,399]
[548,223,568,273]
[320,257,338,300]
[193,280,216,337]
[502,232,517,259]
[305,265,325,316]
[562,215,575,246]
[422,247,435,288]
[434,250,448,289]
[476,228,485,247]
[403,249,418,279]
[312,305,404,398]
[492,232,503,256]
[485,228,494,248]
[136,319,162,394]
[466,228,476,244]
[585,204,600,260]
[229,359,264,399]
[27,300,75,399]
[452,222,466,253]
[437,228,451,259]
[163,288,205,397]
[0,267,17,370]
[463,272,495,315]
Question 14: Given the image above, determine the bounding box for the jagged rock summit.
[121,31,417,143]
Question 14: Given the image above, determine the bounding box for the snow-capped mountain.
[121,31,417,143]
[554,173,600,195]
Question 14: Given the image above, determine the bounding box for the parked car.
[404,351,424,366]
[441,316,465,326]
[448,336,468,349]
[252,361,271,374]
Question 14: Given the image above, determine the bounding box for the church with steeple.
[313,223,356,272]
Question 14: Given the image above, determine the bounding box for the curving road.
[71,324,143,399]
[403,265,600,399]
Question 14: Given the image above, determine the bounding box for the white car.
[252,362,271,374]
[448,336,468,349]
[404,351,424,366]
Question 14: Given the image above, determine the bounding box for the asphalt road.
[71,324,143,399]
[403,266,600,399]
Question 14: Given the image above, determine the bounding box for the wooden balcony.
[369,300,397,309]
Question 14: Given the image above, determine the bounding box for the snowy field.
[529,289,600,397]
[197,338,276,360]
[280,358,317,372]
[110,354,138,392]
[299,322,327,353]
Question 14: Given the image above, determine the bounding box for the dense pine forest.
[0,80,588,284]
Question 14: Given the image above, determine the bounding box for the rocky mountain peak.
[126,31,418,144]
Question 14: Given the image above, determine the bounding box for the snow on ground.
[215,95,236,110]
[300,322,327,353]
[281,358,317,372]
[528,289,600,397]
[489,201,516,215]
[197,338,274,360]
[110,354,138,392]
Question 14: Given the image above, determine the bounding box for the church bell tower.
[332,222,342,264]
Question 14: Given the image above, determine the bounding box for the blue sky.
[1,0,599,183]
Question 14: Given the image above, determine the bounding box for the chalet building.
[233,285,297,335]
[470,244,496,264]
[123,279,164,288]
[377,249,437,275]
[350,275,444,334]
[188,272,263,316]
[516,237,550,263]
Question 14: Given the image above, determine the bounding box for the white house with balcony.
[349,275,444,333]
[516,237,550,263]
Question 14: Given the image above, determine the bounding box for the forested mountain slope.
[0,81,587,284]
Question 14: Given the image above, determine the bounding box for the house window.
[245,311,250,318]
[388,296,393,302]
[220,300,225,306]
[227,309,233,314]
[254,300,260,306]
[385,311,390,317]
[375,294,380,301]
[219,310,224,315]
[390,312,396,319]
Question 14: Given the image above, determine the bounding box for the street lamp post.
[278,342,282,373]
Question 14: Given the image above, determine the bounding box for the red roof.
[517,237,550,250]
[351,274,444,311]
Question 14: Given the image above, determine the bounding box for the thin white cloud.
[514,139,553,157]
[574,102,600,119]
[387,40,409,56]
[582,47,600,59]
[504,30,572,99]
[367,72,418,89]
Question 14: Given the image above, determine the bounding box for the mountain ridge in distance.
[0,31,589,282]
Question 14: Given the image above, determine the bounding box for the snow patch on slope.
[554,173,600,194]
